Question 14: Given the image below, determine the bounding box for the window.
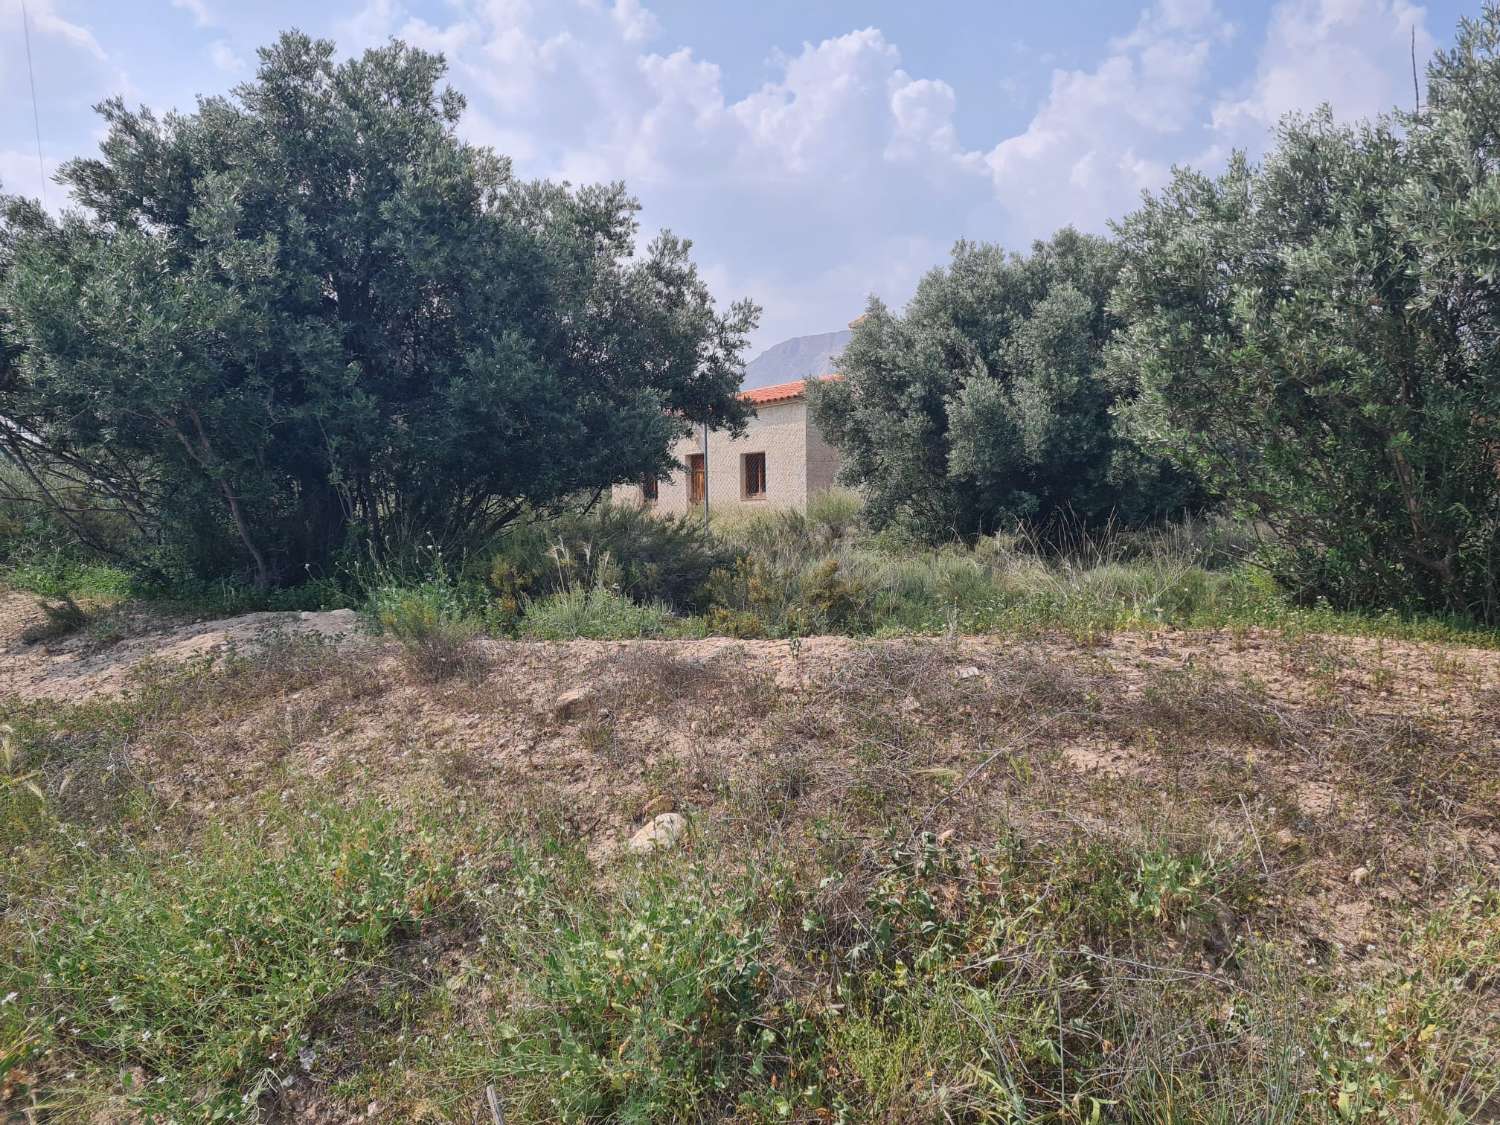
[687,453,705,505]
[640,475,658,504]
[742,452,767,499]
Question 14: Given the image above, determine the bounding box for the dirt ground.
[0,592,361,700]
[5,588,1499,962]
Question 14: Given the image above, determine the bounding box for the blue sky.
[0,0,1478,350]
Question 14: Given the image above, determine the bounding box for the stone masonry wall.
[612,399,815,516]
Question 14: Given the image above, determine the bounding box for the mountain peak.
[742,329,851,390]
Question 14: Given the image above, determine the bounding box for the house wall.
[806,408,843,496]
[613,398,816,515]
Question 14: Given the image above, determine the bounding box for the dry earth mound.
[0,592,362,701]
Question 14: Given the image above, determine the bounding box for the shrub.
[804,487,864,543]
[369,579,484,680]
[1111,16,1500,621]
[490,501,739,613]
[2,34,755,591]
[808,231,1198,542]
[518,585,697,640]
[706,555,872,637]
[714,489,864,563]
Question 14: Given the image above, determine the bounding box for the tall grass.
[518,585,703,640]
[8,489,1496,647]
[705,500,1499,645]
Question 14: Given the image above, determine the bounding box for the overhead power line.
[21,0,47,205]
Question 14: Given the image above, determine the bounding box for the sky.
[0,0,1479,351]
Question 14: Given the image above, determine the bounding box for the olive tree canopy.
[809,230,1195,541]
[1109,8,1500,621]
[1,32,755,587]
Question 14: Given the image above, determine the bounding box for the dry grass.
[3,622,1497,1121]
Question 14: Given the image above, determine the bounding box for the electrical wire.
[21,0,47,205]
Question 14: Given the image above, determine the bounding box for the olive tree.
[809,230,1193,541]
[1,32,755,588]
[1109,7,1500,620]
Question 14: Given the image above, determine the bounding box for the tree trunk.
[294,474,348,578]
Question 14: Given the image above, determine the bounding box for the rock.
[552,686,593,722]
[628,812,687,854]
[954,665,982,681]
[1349,865,1370,886]
[641,794,676,818]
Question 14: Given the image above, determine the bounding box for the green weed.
[518,585,702,640]
[8,803,461,1120]
[369,578,485,680]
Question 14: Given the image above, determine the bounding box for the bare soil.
[0,592,361,700]
[5,588,1498,963]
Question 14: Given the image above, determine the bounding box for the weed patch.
[481,854,778,1121]
[6,803,462,1120]
[518,586,701,640]
[370,579,486,681]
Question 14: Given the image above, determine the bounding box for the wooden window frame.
[742,451,767,500]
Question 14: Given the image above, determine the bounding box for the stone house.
[615,376,841,515]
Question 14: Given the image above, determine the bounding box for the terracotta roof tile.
[739,374,841,406]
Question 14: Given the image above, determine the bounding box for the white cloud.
[209,39,246,74]
[171,0,213,28]
[610,0,658,45]
[0,0,129,210]
[0,0,1456,348]
[0,147,53,207]
[982,0,1234,242]
[337,0,400,53]
[6,0,108,61]
[321,0,1242,342]
[1213,0,1434,144]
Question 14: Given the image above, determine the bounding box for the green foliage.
[4,555,132,600]
[0,32,755,591]
[711,487,864,566]
[782,831,1259,1120]
[810,230,1196,542]
[0,463,138,572]
[706,554,872,637]
[1305,891,1500,1119]
[15,803,458,1119]
[803,486,864,541]
[491,501,740,614]
[486,854,776,1122]
[370,578,484,679]
[1110,11,1500,622]
[518,585,698,640]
